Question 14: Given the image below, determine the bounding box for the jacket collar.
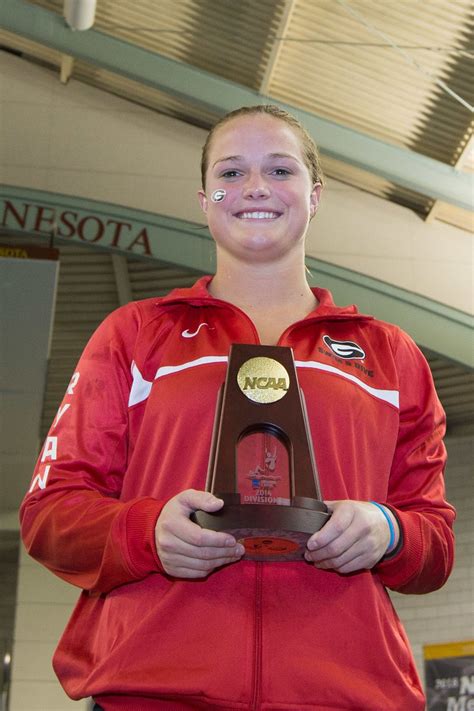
[157,275,373,322]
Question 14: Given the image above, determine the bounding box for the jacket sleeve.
[20,304,166,595]
[375,328,455,594]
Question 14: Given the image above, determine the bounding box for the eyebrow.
[268,152,300,162]
[212,152,301,168]
[212,155,243,168]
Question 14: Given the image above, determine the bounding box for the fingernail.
[236,545,245,556]
[225,537,236,546]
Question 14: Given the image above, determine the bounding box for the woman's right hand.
[154,489,245,578]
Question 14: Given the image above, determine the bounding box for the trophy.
[191,344,330,561]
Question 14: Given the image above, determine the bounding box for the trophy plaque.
[191,344,330,562]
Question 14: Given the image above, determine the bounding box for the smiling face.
[199,114,321,265]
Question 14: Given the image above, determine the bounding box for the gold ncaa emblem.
[237,357,290,404]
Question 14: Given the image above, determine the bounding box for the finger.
[160,536,245,561]
[307,502,354,550]
[159,513,238,549]
[305,539,365,569]
[331,552,373,574]
[306,527,386,572]
[306,528,364,564]
[195,525,238,548]
[177,490,225,515]
[184,520,239,548]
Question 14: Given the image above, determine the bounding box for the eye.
[271,168,292,177]
[221,169,241,179]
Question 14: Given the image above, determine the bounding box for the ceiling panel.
[28,0,287,90]
[2,0,471,228]
[268,0,472,152]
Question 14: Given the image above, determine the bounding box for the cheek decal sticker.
[211,189,227,203]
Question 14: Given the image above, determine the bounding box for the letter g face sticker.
[323,335,366,360]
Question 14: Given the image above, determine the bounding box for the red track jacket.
[21,276,455,710]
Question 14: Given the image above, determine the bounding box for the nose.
[243,174,270,199]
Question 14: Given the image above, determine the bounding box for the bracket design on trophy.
[191,344,330,561]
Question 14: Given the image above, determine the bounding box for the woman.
[21,105,455,710]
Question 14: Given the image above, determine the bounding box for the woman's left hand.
[305,500,399,573]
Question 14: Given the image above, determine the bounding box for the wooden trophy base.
[192,494,330,561]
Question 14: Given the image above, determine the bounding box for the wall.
[11,549,88,710]
[1,51,472,315]
[10,436,472,709]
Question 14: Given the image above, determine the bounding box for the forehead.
[209,114,305,161]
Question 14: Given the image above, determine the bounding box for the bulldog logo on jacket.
[322,335,366,360]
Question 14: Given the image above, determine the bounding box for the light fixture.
[64,0,97,31]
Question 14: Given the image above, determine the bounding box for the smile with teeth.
[236,211,281,219]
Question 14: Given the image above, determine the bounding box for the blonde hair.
[201,105,324,190]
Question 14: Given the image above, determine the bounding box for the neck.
[209,250,316,314]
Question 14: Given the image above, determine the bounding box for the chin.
[240,242,298,264]
[247,234,277,249]
[240,238,285,259]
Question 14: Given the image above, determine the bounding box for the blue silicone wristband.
[369,501,395,552]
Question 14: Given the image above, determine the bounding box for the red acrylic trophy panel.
[191,344,330,561]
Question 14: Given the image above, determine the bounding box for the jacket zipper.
[251,563,263,710]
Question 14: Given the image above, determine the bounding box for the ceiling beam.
[59,53,74,84]
[1,0,473,211]
[426,135,473,223]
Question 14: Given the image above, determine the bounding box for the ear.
[309,183,322,218]
[198,189,208,214]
